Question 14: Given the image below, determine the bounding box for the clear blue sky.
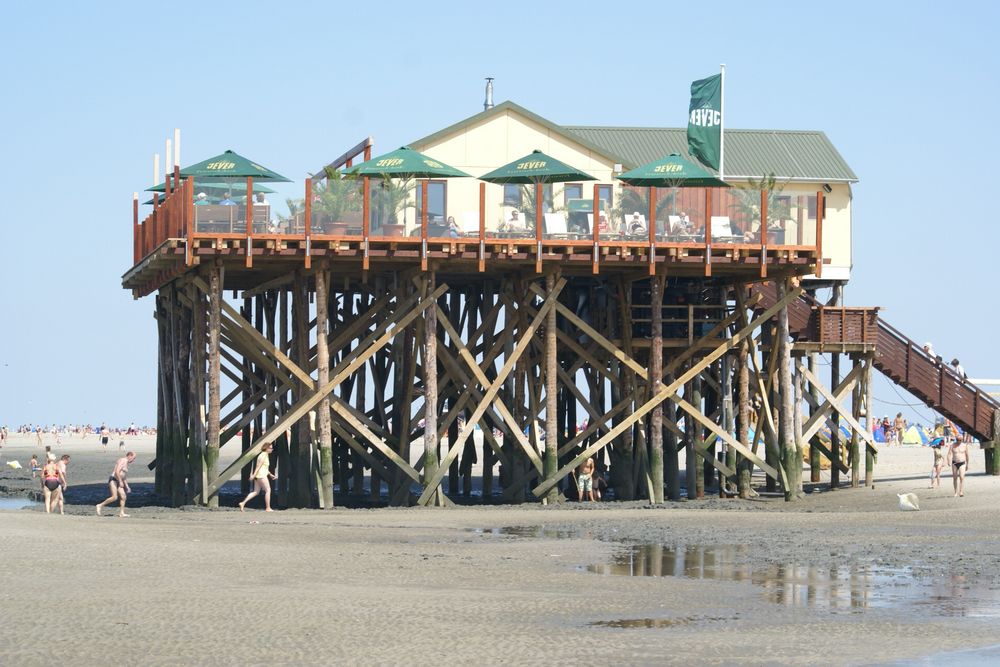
[0,1,996,428]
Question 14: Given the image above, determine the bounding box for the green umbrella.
[616,153,729,188]
[180,149,291,182]
[146,180,275,194]
[343,146,470,179]
[479,149,595,184]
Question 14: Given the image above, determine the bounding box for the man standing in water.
[947,437,969,497]
[96,451,136,517]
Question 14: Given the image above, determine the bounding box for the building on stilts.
[124,101,999,508]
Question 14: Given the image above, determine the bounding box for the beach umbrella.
[480,150,595,235]
[180,149,291,183]
[617,153,729,237]
[617,153,729,188]
[479,149,594,185]
[343,146,470,238]
[146,181,275,194]
[343,146,470,179]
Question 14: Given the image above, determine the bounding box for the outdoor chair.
[543,213,573,239]
[462,211,481,237]
[710,216,742,243]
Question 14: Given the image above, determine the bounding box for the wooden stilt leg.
[649,274,664,503]
[315,263,334,508]
[205,261,222,508]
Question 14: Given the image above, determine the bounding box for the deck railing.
[133,177,827,278]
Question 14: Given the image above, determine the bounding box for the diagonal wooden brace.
[417,278,566,505]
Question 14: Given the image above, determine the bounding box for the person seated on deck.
[253,192,270,207]
[194,192,210,206]
[219,192,237,206]
[626,212,647,236]
[670,211,693,235]
[447,215,460,238]
[499,209,523,232]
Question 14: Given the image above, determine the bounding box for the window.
[806,195,827,219]
[503,184,522,207]
[415,181,447,223]
[563,183,582,208]
[597,184,613,211]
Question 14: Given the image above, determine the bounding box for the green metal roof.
[409,100,857,183]
[566,126,858,182]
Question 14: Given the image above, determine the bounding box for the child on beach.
[30,455,40,478]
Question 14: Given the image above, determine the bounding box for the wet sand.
[1,434,998,666]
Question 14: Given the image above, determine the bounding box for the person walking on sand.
[53,454,71,515]
[40,458,64,513]
[947,437,969,497]
[99,423,110,453]
[238,443,277,512]
[930,441,945,489]
[576,456,595,502]
[96,451,136,517]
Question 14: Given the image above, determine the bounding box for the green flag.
[687,73,723,171]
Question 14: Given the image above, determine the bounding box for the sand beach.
[1,434,998,666]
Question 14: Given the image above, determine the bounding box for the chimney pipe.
[483,77,494,111]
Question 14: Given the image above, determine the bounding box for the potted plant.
[314,167,362,233]
[373,176,413,236]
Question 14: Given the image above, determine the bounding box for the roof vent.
[483,77,494,111]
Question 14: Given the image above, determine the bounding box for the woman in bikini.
[238,443,277,512]
[947,437,969,497]
[40,459,64,514]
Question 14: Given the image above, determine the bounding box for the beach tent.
[901,425,930,445]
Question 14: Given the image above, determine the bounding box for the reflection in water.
[472,526,593,540]
[590,616,733,629]
[588,544,1000,617]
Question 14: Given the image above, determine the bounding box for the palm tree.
[618,185,677,225]
[372,176,414,226]
[731,172,792,224]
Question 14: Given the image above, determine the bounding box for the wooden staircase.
[751,283,997,441]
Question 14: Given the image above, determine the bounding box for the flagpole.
[719,63,726,180]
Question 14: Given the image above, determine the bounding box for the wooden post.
[245,176,254,268]
[864,355,874,487]
[592,184,600,274]
[315,262,335,508]
[205,261,222,508]
[649,273,664,503]
[776,279,800,501]
[304,177,313,269]
[291,272,312,507]
[420,180,429,272]
[478,182,486,272]
[830,284,842,490]
[736,332,752,498]
[808,351,822,484]
[851,356,861,488]
[703,187,712,276]
[760,190,769,278]
[815,190,824,278]
[691,374,704,499]
[664,367,681,501]
[422,273,442,505]
[362,176,370,270]
[535,181,544,273]
[544,273,559,503]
